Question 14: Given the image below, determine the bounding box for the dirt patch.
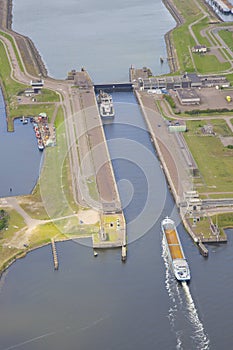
[219,136,233,146]
[78,209,99,225]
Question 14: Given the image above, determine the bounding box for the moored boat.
[97,90,115,118]
[161,217,190,282]
[37,139,44,151]
[20,116,28,124]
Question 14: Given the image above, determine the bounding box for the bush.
[0,210,9,231]
[186,108,233,115]
[165,95,176,109]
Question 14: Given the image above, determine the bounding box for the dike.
[0,0,47,77]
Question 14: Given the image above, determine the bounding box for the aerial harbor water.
[0,0,233,349]
[12,0,175,82]
[0,89,42,197]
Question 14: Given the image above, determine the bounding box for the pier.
[68,70,126,252]
[197,241,209,257]
[121,245,127,262]
[51,239,59,270]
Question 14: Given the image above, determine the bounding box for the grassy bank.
[170,0,231,74]
[184,119,233,193]
[218,29,233,52]
[0,30,24,72]
[0,39,58,130]
[0,106,100,272]
[0,208,26,271]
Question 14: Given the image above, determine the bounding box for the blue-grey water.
[0,89,42,197]
[12,0,176,82]
[0,1,233,349]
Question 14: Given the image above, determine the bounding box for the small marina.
[31,113,56,150]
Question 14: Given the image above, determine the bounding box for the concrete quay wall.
[135,90,210,255]
[135,91,179,205]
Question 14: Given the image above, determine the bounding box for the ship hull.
[161,217,191,282]
[97,90,115,119]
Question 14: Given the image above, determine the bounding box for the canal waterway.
[0,88,42,197]
[1,91,233,349]
[0,1,233,349]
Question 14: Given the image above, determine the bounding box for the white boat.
[20,116,28,124]
[37,139,44,151]
[161,217,191,282]
[97,90,115,118]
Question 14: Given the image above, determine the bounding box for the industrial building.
[176,89,200,105]
[30,79,44,93]
[192,45,207,53]
[130,67,230,90]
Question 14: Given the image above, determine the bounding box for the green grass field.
[0,208,27,271]
[38,109,82,235]
[184,120,233,193]
[218,29,233,52]
[0,40,26,98]
[193,54,231,74]
[8,103,56,131]
[192,18,211,47]
[0,39,59,130]
[35,89,60,103]
[173,0,201,18]
[0,30,25,72]
[172,24,196,73]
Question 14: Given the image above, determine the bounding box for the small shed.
[192,45,207,53]
[168,120,187,132]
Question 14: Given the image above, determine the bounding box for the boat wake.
[181,281,210,349]
[162,237,210,349]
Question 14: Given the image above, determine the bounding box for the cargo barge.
[161,217,191,282]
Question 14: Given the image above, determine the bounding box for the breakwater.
[162,0,184,72]
[0,0,47,76]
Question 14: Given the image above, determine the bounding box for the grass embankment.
[0,30,25,72]
[93,214,123,245]
[191,213,233,239]
[19,107,76,220]
[0,108,100,272]
[34,89,60,103]
[190,216,227,239]
[170,0,231,74]
[0,39,58,130]
[218,29,233,52]
[0,209,26,271]
[184,119,233,194]
[36,107,99,237]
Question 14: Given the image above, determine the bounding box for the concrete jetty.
[69,70,126,251]
[51,239,59,270]
[121,245,127,262]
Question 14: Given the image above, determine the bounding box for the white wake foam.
[162,235,210,349]
[182,282,210,349]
